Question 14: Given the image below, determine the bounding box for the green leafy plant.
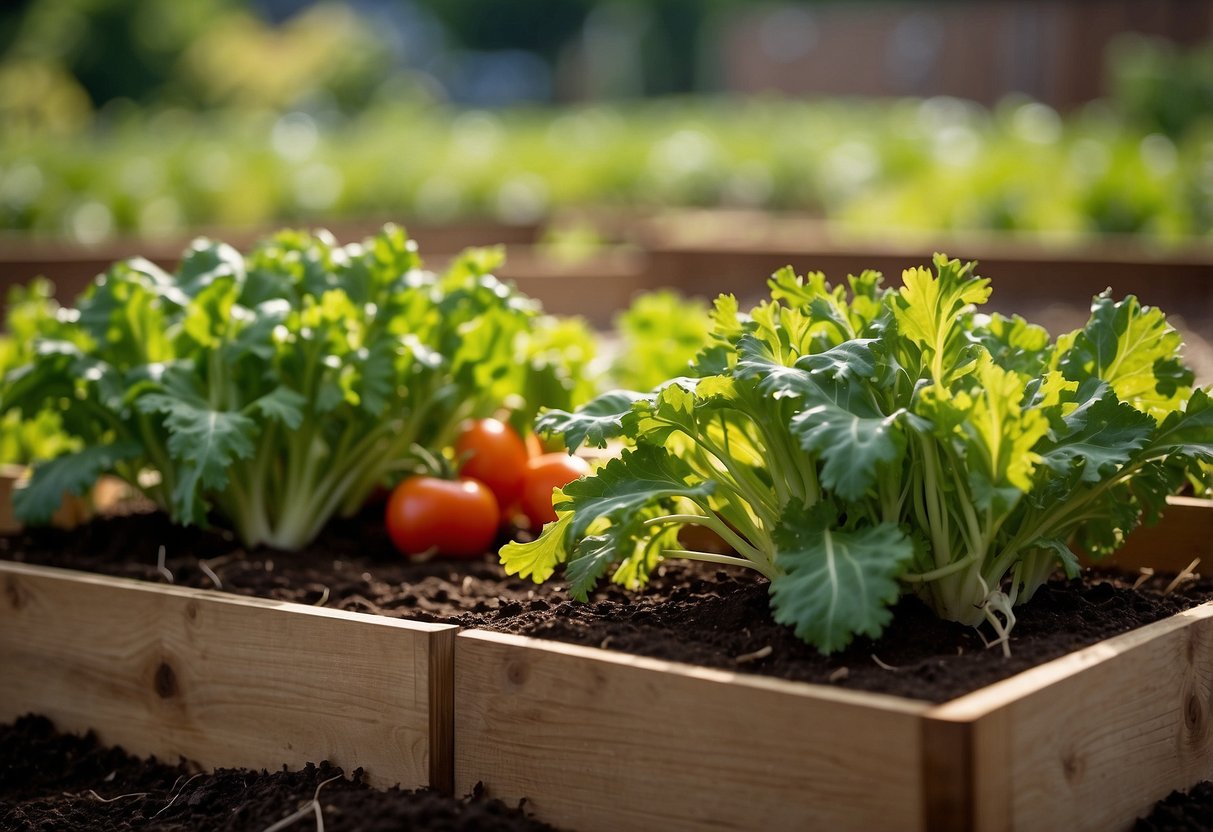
[1108,34,1213,140]
[0,280,80,466]
[609,290,712,392]
[4,97,1210,245]
[516,313,600,428]
[1,225,573,549]
[502,254,1213,653]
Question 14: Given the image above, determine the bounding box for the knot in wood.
[184,600,199,622]
[1061,751,1085,785]
[1186,693,1204,734]
[154,661,179,699]
[4,577,25,610]
[505,661,529,686]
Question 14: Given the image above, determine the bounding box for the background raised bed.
[6,212,1213,342]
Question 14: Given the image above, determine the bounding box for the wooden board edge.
[455,629,931,716]
[637,209,1213,266]
[921,700,1015,832]
[929,600,1213,722]
[428,627,456,793]
[0,560,456,634]
[920,716,975,832]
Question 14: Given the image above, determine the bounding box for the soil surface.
[5,507,1212,703]
[0,715,556,832]
[1137,782,1213,831]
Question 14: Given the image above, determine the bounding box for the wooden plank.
[501,248,657,328]
[0,218,540,320]
[1092,496,1213,574]
[454,630,930,832]
[0,561,456,790]
[0,467,17,534]
[919,717,975,832]
[927,601,1213,832]
[0,242,652,331]
[638,210,1213,340]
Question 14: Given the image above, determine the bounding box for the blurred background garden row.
[2,0,1212,246]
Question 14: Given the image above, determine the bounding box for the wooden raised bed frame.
[636,209,1213,341]
[9,210,1213,335]
[0,561,456,791]
[455,604,1213,832]
[2,497,1212,829]
[454,496,1213,832]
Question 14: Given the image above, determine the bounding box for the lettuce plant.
[1,225,577,549]
[0,280,80,465]
[503,255,1213,653]
[609,290,713,392]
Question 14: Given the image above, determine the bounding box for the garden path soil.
[0,715,555,832]
[5,508,1212,704]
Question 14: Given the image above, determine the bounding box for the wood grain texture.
[0,561,456,789]
[455,630,930,832]
[928,601,1213,832]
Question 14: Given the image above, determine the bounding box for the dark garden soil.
[5,507,1212,704]
[3,705,1210,832]
[0,715,556,832]
[1137,782,1213,831]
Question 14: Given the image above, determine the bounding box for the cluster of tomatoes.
[383,418,590,559]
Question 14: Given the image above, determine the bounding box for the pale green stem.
[661,549,772,574]
[685,443,777,535]
[901,551,981,584]
[947,452,985,555]
[645,513,768,568]
[919,437,951,568]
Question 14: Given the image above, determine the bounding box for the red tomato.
[521,453,591,529]
[385,476,499,559]
[455,418,529,510]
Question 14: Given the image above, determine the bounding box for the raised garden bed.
[9,212,1213,339]
[6,225,1213,831]
[4,496,1213,831]
[1095,496,1213,573]
[0,241,654,331]
[633,210,1213,340]
[0,217,543,316]
[453,546,1213,831]
[0,561,455,791]
[455,605,1213,832]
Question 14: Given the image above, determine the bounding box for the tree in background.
[2,0,235,107]
[0,0,392,119]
